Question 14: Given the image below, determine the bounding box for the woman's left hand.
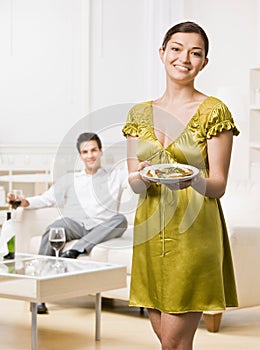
[165,179,192,191]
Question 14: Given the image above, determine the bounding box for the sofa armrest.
[14,207,60,253]
[203,225,260,332]
[228,225,260,308]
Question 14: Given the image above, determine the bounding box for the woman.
[122,22,239,350]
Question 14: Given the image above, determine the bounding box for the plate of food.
[140,163,199,184]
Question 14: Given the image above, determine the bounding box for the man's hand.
[6,192,29,209]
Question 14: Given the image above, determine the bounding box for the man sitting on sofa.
[7,132,128,314]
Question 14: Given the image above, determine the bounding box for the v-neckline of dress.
[149,96,211,150]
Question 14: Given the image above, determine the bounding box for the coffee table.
[0,253,126,350]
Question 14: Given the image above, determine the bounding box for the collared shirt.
[27,167,128,229]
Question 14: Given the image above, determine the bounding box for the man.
[7,132,128,314]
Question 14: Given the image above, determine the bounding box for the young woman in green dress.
[123,21,239,350]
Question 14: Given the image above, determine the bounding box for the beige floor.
[0,296,259,350]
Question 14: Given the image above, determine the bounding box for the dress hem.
[129,302,238,314]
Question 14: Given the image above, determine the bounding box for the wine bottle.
[4,211,15,260]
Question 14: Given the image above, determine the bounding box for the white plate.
[140,163,199,184]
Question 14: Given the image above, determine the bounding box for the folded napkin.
[0,217,15,258]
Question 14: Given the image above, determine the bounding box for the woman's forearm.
[192,175,227,199]
[128,171,151,194]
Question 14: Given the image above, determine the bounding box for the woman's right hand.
[128,161,153,193]
[137,161,152,184]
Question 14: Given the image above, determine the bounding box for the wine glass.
[49,227,66,265]
[10,189,23,209]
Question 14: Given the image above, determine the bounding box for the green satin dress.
[122,96,239,313]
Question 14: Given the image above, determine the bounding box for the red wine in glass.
[49,239,65,251]
[10,200,22,209]
[49,227,66,264]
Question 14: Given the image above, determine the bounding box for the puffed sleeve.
[204,101,240,139]
[122,106,139,137]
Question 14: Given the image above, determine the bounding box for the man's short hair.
[76,132,102,153]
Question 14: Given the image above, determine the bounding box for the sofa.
[12,180,260,332]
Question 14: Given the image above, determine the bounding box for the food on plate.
[146,165,193,179]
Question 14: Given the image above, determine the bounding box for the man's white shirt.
[27,167,128,230]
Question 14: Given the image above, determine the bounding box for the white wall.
[89,0,184,110]
[0,0,90,145]
[89,0,259,107]
[185,0,258,94]
[0,0,259,179]
[181,0,259,179]
[89,0,259,179]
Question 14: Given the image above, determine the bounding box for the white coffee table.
[0,253,126,350]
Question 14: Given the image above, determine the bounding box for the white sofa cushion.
[28,226,133,274]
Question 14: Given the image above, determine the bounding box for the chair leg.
[203,312,223,332]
